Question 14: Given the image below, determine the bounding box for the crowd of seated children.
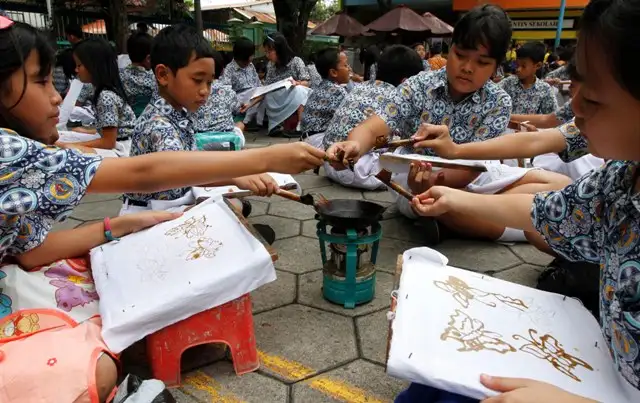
[257,32,311,137]
[220,36,263,130]
[300,48,350,148]
[498,41,558,114]
[119,31,156,116]
[0,19,325,402]
[400,0,640,400]
[412,42,432,73]
[326,5,571,246]
[57,37,136,157]
[322,45,424,190]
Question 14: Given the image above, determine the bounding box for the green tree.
[272,0,318,55]
[310,0,338,23]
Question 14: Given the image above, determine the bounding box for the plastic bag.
[112,374,176,403]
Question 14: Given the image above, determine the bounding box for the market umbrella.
[365,5,432,32]
[422,12,453,35]
[310,12,369,37]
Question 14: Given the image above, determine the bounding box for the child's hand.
[407,162,445,194]
[325,141,362,170]
[410,186,460,217]
[264,143,326,174]
[411,124,459,159]
[239,103,250,113]
[233,174,278,196]
[116,211,183,236]
[480,374,597,403]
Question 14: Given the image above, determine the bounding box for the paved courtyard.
[55,133,554,402]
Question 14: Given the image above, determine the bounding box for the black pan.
[315,199,385,229]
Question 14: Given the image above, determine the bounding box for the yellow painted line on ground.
[181,371,245,403]
[258,350,390,403]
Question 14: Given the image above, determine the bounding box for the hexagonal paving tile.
[314,185,364,200]
[363,190,395,203]
[292,359,407,402]
[355,310,389,365]
[247,199,269,217]
[52,218,83,231]
[294,174,333,190]
[272,236,323,274]
[508,244,554,267]
[70,199,122,221]
[268,200,318,220]
[80,193,122,203]
[374,238,421,274]
[434,239,523,273]
[493,264,543,288]
[298,270,393,317]
[249,215,301,240]
[254,305,358,382]
[381,217,431,243]
[180,362,288,402]
[301,219,319,239]
[381,203,401,221]
[252,270,297,314]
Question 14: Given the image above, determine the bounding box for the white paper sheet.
[90,198,276,353]
[246,78,293,100]
[191,173,300,200]
[387,247,640,402]
[380,153,487,173]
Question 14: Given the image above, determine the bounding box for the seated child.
[498,41,558,114]
[219,36,263,127]
[258,32,311,137]
[0,20,325,403]
[403,1,640,400]
[120,31,156,114]
[427,42,447,71]
[300,48,350,148]
[193,50,245,148]
[412,42,431,73]
[58,37,136,157]
[327,5,571,243]
[322,45,424,190]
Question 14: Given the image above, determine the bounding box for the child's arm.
[15,211,181,269]
[412,124,568,160]
[60,127,118,150]
[510,113,561,129]
[87,143,325,194]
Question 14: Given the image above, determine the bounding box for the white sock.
[296,122,302,132]
[497,227,527,242]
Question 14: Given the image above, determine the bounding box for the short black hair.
[212,50,225,79]
[557,44,575,62]
[263,32,294,67]
[150,24,215,73]
[452,4,512,64]
[66,23,84,39]
[233,37,255,62]
[431,42,442,54]
[377,45,423,86]
[315,48,340,79]
[516,41,546,64]
[136,22,149,33]
[127,32,153,63]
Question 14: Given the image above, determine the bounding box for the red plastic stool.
[146,293,259,388]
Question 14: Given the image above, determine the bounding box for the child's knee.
[523,169,572,189]
[96,354,118,403]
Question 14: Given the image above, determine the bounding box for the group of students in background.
[0,0,639,401]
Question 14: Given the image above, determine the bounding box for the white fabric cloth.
[91,198,277,353]
[69,106,96,127]
[303,132,325,150]
[323,152,385,191]
[58,79,84,129]
[191,173,300,201]
[532,153,604,181]
[257,86,311,131]
[57,132,131,158]
[119,190,195,216]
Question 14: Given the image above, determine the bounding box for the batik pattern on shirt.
[498,75,558,114]
[53,66,70,97]
[307,64,323,88]
[322,80,398,149]
[368,64,377,82]
[119,65,156,105]
[0,128,102,258]
[77,84,94,106]
[193,81,240,133]
[378,68,512,156]
[531,160,640,391]
[127,94,195,202]
[421,60,431,72]
[545,65,570,81]
[95,90,136,140]
[264,57,310,85]
[301,79,348,135]
[555,99,575,124]
[220,60,262,94]
[556,119,589,163]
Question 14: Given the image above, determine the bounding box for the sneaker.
[268,125,283,137]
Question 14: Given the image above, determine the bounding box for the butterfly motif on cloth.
[434,276,528,311]
[165,215,211,240]
[440,309,517,354]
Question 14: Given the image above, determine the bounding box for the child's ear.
[534,61,543,70]
[329,68,338,79]
[155,64,172,87]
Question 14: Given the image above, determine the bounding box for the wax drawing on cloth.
[513,329,593,382]
[165,215,223,261]
[434,276,528,311]
[440,309,517,354]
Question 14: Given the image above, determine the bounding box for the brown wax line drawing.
[440,309,517,354]
[513,329,593,382]
[434,276,529,311]
[165,215,211,240]
[186,237,223,260]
